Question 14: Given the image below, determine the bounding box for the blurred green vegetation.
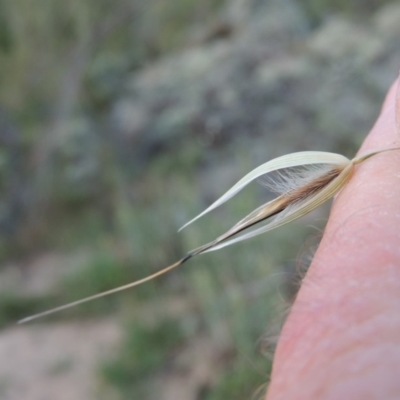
[0,0,387,259]
[0,0,395,399]
[205,357,271,400]
[101,318,186,399]
[0,0,224,120]
[302,0,383,25]
[0,0,227,262]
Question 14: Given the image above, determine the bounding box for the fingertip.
[266,76,400,400]
[359,75,400,155]
[381,74,399,114]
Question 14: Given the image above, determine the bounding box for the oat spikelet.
[178,152,349,231]
[18,146,400,323]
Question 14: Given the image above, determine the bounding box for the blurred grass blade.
[179,151,350,231]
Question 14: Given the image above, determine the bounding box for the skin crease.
[266,77,400,400]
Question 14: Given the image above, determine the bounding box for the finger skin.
[266,77,400,400]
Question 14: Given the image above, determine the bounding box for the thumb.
[266,76,400,400]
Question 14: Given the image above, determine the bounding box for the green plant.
[101,318,185,398]
[205,354,271,400]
